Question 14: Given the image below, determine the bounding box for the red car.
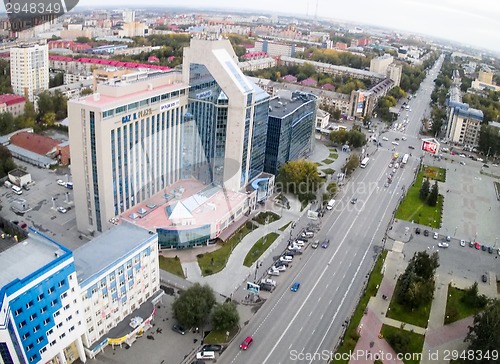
[475,242,481,250]
[240,336,253,350]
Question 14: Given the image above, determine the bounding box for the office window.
[37,294,44,301]
[40,306,47,314]
[43,318,50,325]
[19,320,26,329]
[22,332,30,340]
[40,347,47,354]
[48,287,55,294]
[69,326,75,332]
[58,280,65,288]
[47,329,53,335]
[50,340,56,346]
[36,337,43,344]
[26,344,33,351]
[66,315,73,322]
[33,325,40,333]
[61,292,67,299]
[56,323,62,329]
[29,313,37,321]
[51,299,57,307]
[15,308,23,316]
[59,333,65,339]
[26,301,33,309]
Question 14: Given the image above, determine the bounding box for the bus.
[402,154,409,165]
[360,157,370,168]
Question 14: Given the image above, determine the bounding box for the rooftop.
[49,55,171,71]
[269,91,316,118]
[120,179,248,231]
[10,131,60,155]
[0,94,25,106]
[73,222,155,285]
[0,230,69,290]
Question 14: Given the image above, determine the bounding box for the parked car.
[392,141,399,146]
[311,240,319,249]
[259,283,274,292]
[445,236,451,242]
[437,242,449,248]
[415,227,421,235]
[240,336,253,350]
[172,324,186,335]
[488,246,494,254]
[433,232,439,239]
[57,206,68,214]
[268,268,280,276]
[469,241,475,248]
[274,265,286,272]
[202,345,222,352]
[460,240,466,247]
[482,274,487,283]
[408,145,415,149]
[56,179,66,186]
[321,239,330,249]
[424,230,429,236]
[290,282,300,292]
[261,278,276,287]
[196,351,215,360]
[481,245,487,251]
[402,137,407,141]
[350,198,358,204]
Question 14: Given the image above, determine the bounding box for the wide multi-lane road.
[217,56,444,364]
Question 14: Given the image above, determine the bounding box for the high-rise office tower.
[68,71,189,234]
[182,38,270,192]
[10,42,49,102]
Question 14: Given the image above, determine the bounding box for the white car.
[476,158,484,162]
[402,137,407,141]
[268,268,280,276]
[280,256,293,262]
[459,154,466,158]
[382,137,389,141]
[261,278,276,287]
[293,240,305,247]
[392,141,399,146]
[57,179,66,186]
[460,240,466,247]
[433,232,439,239]
[274,265,286,272]
[196,351,215,360]
[288,244,302,251]
[438,242,449,248]
[57,206,67,214]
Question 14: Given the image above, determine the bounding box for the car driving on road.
[321,239,330,249]
[291,282,300,292]
[240,336,253,350]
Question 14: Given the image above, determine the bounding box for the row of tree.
[0,145,16,178]
[419,178,439,206]
[172,283,239,333]
[329,126,367,148]
[477,124,500,157]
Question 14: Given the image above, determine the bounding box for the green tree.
[326,182,337,195]
[76,36,91,43]
[343,154,360,175]
[172,283,216,328]
[427,181,439,206]
[386,330,411,354]
[23,101,37,121]
[211,302,240,332]
[49,72,64,88]
[330,129,349,144]
[419,178,430,201]
[81,88,94,96]
[0,112,15,135]
[412,251,439,281]
[41,112,56,127]
[0,145,16,178]
[464,299,500,362]
[276,160,322,202]
[36,91,54,118]
[347,130,367,148]
[461,282,488,309]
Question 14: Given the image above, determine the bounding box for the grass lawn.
[158,256,184,278]
[386,283,431,328]
[395,169,443,228]
[253,211,281,225]
[203,326,239,344]
[422,166,446,182]
[322,158,334,165]
[380,324,425,364]
[278,221,292,232]
[444,285,484,325]
[322,168,335,175]
[329,152,339,160]
[198,222,255,276]
[333,251,387,364]
[243,232,279,267]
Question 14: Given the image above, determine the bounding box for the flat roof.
[269,92,315,118]
[120,179,248,231]
[0,232,67,289]
[75,84,186,110]
[73,222,154,285]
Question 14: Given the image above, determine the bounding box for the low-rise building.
[0,93,26,117]
[316,109,330,129]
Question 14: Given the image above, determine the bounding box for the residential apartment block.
[10,42,49,102]
[445,101,484,148]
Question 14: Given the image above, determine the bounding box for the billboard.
[422,140,439,154]
[246,282,260,294]
[356,93,365,113]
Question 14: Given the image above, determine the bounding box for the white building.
[369,54,393,75]
[68,70,189,234]
[0,230,87,364]
[10,42,49,102]
[316,109,330,129]
[446,101,484,148]
[74,222,161,358]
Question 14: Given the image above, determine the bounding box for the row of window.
[102,90,185,119]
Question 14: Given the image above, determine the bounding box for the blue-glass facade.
[89,111,102,232]
[249,88,271,181]
[1,231,74,364]
[188,64,229,186]
[157,225,211,249]
[264,92,317,175]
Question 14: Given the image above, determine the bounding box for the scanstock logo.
[4,0,79,31]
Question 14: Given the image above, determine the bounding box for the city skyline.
[74,0,500,54]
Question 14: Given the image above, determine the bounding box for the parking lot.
[1,160,84,250]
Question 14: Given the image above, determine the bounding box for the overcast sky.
[77,0,500,53]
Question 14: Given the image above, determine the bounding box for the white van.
[326,199,336,210]
[196,351,215,360]
[12,185,23,195]
[302,230,314,238]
